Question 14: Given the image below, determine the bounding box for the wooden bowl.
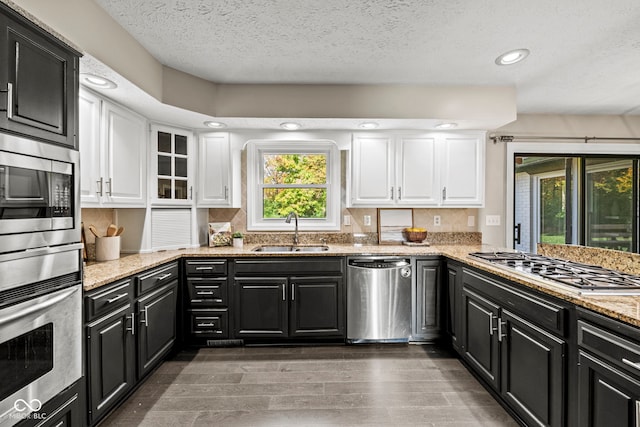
[404,230,428,242]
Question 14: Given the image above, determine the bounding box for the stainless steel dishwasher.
[346,257,412,343]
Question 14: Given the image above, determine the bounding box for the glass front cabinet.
[150,124,195,205]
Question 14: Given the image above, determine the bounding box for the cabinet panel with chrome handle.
[126,313,135,335]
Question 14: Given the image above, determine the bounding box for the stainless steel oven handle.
[0,286,77,327]
[6,82,13,118]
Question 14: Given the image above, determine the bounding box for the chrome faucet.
[285,211,299,245]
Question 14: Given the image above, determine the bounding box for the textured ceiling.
[93,0,640,116]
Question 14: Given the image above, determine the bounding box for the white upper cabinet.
[79,89,147,207]
[349,132,485,208]
[150,124,195,206]
[440,134,485,207]
[197,132,240,207]
[350,135,395,205]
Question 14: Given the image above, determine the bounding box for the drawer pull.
[106,293,127,304]
[197,322,216,328]
[197,291,214,295]
[156,273,172,281]
[195,266,214,271]
[623,358,640,371]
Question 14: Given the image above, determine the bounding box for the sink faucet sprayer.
[285,211,299,245]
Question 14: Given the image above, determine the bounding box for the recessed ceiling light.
[495,49,530,66]
[435,122,458,129]
[80,73,117,89]
[204,120,226,128]
[358,122,379,129]
[280,122,301,130]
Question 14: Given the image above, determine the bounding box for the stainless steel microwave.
[0,133,79,254]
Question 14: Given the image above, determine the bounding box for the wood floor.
[102,344,518,426]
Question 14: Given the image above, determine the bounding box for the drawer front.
[190,309,228,338]
[578,320,640,378]
[185,259,227,276]
[463,269,566,336]
[137,262,179,296]
[85,279,133,321]
[187,278,228,306]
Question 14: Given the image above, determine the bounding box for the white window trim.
[246,139,341,231]
[506,142,640,248]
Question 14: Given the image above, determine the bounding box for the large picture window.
[510,146,639,253]
[247,140,340,231]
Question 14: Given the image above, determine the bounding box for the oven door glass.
[0,323,54,400]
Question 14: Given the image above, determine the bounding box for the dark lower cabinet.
[234,277,288,338]
[578,350,640,427]
[289,276,344,337]
[445,261,463,350]
[461,269,567,427]
[413,258,441,341]
[462,288,500,389]
[500,310,565,427]
[0,3,79,147]
[86,303,135,425]
[17,379,83,427]
[577,310,640,427]
[137,281,178,378]
[233,258,345,341]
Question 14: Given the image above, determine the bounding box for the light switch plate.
[343,215,351,226]
[468,215,475,227]
[486,215,501,226]
[363,215,371,226]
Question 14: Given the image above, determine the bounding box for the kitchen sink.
[252,245,330,252]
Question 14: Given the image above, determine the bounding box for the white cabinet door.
[78,90,102,206]
[396,136,439,206]
[102,101,147,206]
[440,134,485,207]
[350,135,394,206]
[198,133,232,207]
[150,124,194,205]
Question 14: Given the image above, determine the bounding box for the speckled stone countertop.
[83,244,640,328]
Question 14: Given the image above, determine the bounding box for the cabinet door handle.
[126,313,135,335]
[224,186,229,200]
[635,400,640,427]
[623,358,640,371]
[498,319,507,342]
[97,177,103,197]
[106,293,128,304]
[442,187,447,200]
[189,186,193,200]
[390,187,394,200]
[488,313,497,335]
[156,273,172,281]
[398,187,402,200]
[6,82,13,119]
[282,284,286,301]
[140,307,148,327]
[105,178,112,196]
[291,284,295,301]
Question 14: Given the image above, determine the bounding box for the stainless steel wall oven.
[0,133,79,255]
[0,133,82,426]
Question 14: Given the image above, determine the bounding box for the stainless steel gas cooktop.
[469,251,640,295]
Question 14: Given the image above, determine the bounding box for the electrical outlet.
[434,215,441,226]
[343,215,351,226]
[486,215,501,226]
[468,215,475,227]
[363,215,371,226]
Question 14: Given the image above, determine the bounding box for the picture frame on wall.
[377,208,413,244]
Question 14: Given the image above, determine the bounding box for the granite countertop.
[83,244,640,329]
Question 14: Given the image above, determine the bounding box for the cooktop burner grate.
[469,251,640,295]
